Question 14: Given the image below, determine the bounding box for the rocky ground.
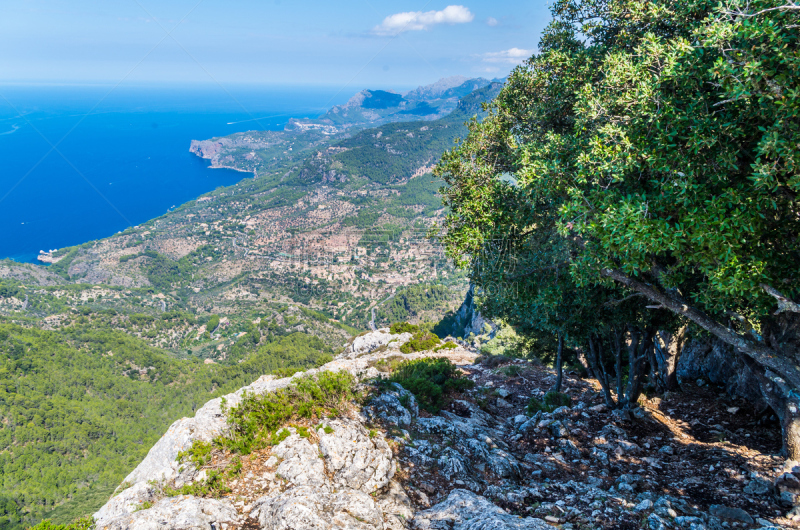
[92,329,797,530]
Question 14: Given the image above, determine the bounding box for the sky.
[0,0,552,91]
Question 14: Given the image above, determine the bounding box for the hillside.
[0,78,501,527]
[83,328,794,530]
[0,321,333,529]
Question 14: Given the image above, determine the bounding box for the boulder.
[709,504,754,524]
[364,383,419,427]
[95,495,238,530]
[255,485,384,530]
[272,433,330,490]
[318,418,395,493]
[412,489,550,529]
[344,330,412,358]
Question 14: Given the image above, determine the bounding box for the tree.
[436,0,800,453]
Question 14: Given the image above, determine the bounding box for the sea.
[0,84,349,263]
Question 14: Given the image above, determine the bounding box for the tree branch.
[761,284,800,315]
[603,292,645,307]
[600,268,800,389]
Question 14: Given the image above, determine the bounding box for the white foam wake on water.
[0,124,20,135]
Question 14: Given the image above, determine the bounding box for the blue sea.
[0,84,349,263]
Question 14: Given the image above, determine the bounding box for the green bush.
[433,341,458,352]
[399,331,441,353]
[210,371,356,455]
[389,322,419,334]
[527,392,571,414]
[386,358,474,412]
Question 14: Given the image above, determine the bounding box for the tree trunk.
[554,331,564,393]
[601,267,800,390]
[588,335,616,408]
[613,329,624,403]
[657,327,686,391]
[625,328,654,408]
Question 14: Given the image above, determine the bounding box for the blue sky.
[1,0,552,90]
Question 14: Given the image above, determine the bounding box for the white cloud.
[480,47,533,65]
[373,5,475,36]
[486,17,499,26]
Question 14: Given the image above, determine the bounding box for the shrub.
[390,322,419,334]
[527,392,571,414]
[433,341,458,352]
[370,355,404,373]
[211,371,356,455]
[399,331,441,353]
[164,468,232,498]
[386,358,474,412]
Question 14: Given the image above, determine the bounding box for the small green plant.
[296,426,310,438]
[228,456,242,475]
[113,480,134,496]
[177,440,213,467]
[398,393,411,409]
[316,423,334,434]
[527,391,572,414]
[164,468,232,498]
[384,358,474,412]
[433,341,458,352]
[133,500,153,512]
[501,365,522,377]
[369,429,377,438]
[273,428,291,445]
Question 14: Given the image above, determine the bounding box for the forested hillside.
[0,321,331,529]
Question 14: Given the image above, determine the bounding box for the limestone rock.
[438,447,471,480]
[272,433,329,490]
[95,495,238,530]
[709,504,754,524]
[344,330,412,358]
[365,384,419,427]
[255,485,384,530]
[318,418,395,493]
[412,489,550,529]
[94,482,156,525]
[378,480,415,520]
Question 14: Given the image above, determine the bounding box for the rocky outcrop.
[341,328,413,359]
[93,330,477,530]
[413,489,550,529]
[449,285,496,340]
[94,327,793,529]
[97,496,238,530]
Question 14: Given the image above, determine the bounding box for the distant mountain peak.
[404,76,483,100]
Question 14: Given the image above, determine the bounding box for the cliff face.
[93,328,793,530]
[449,284,497,340]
